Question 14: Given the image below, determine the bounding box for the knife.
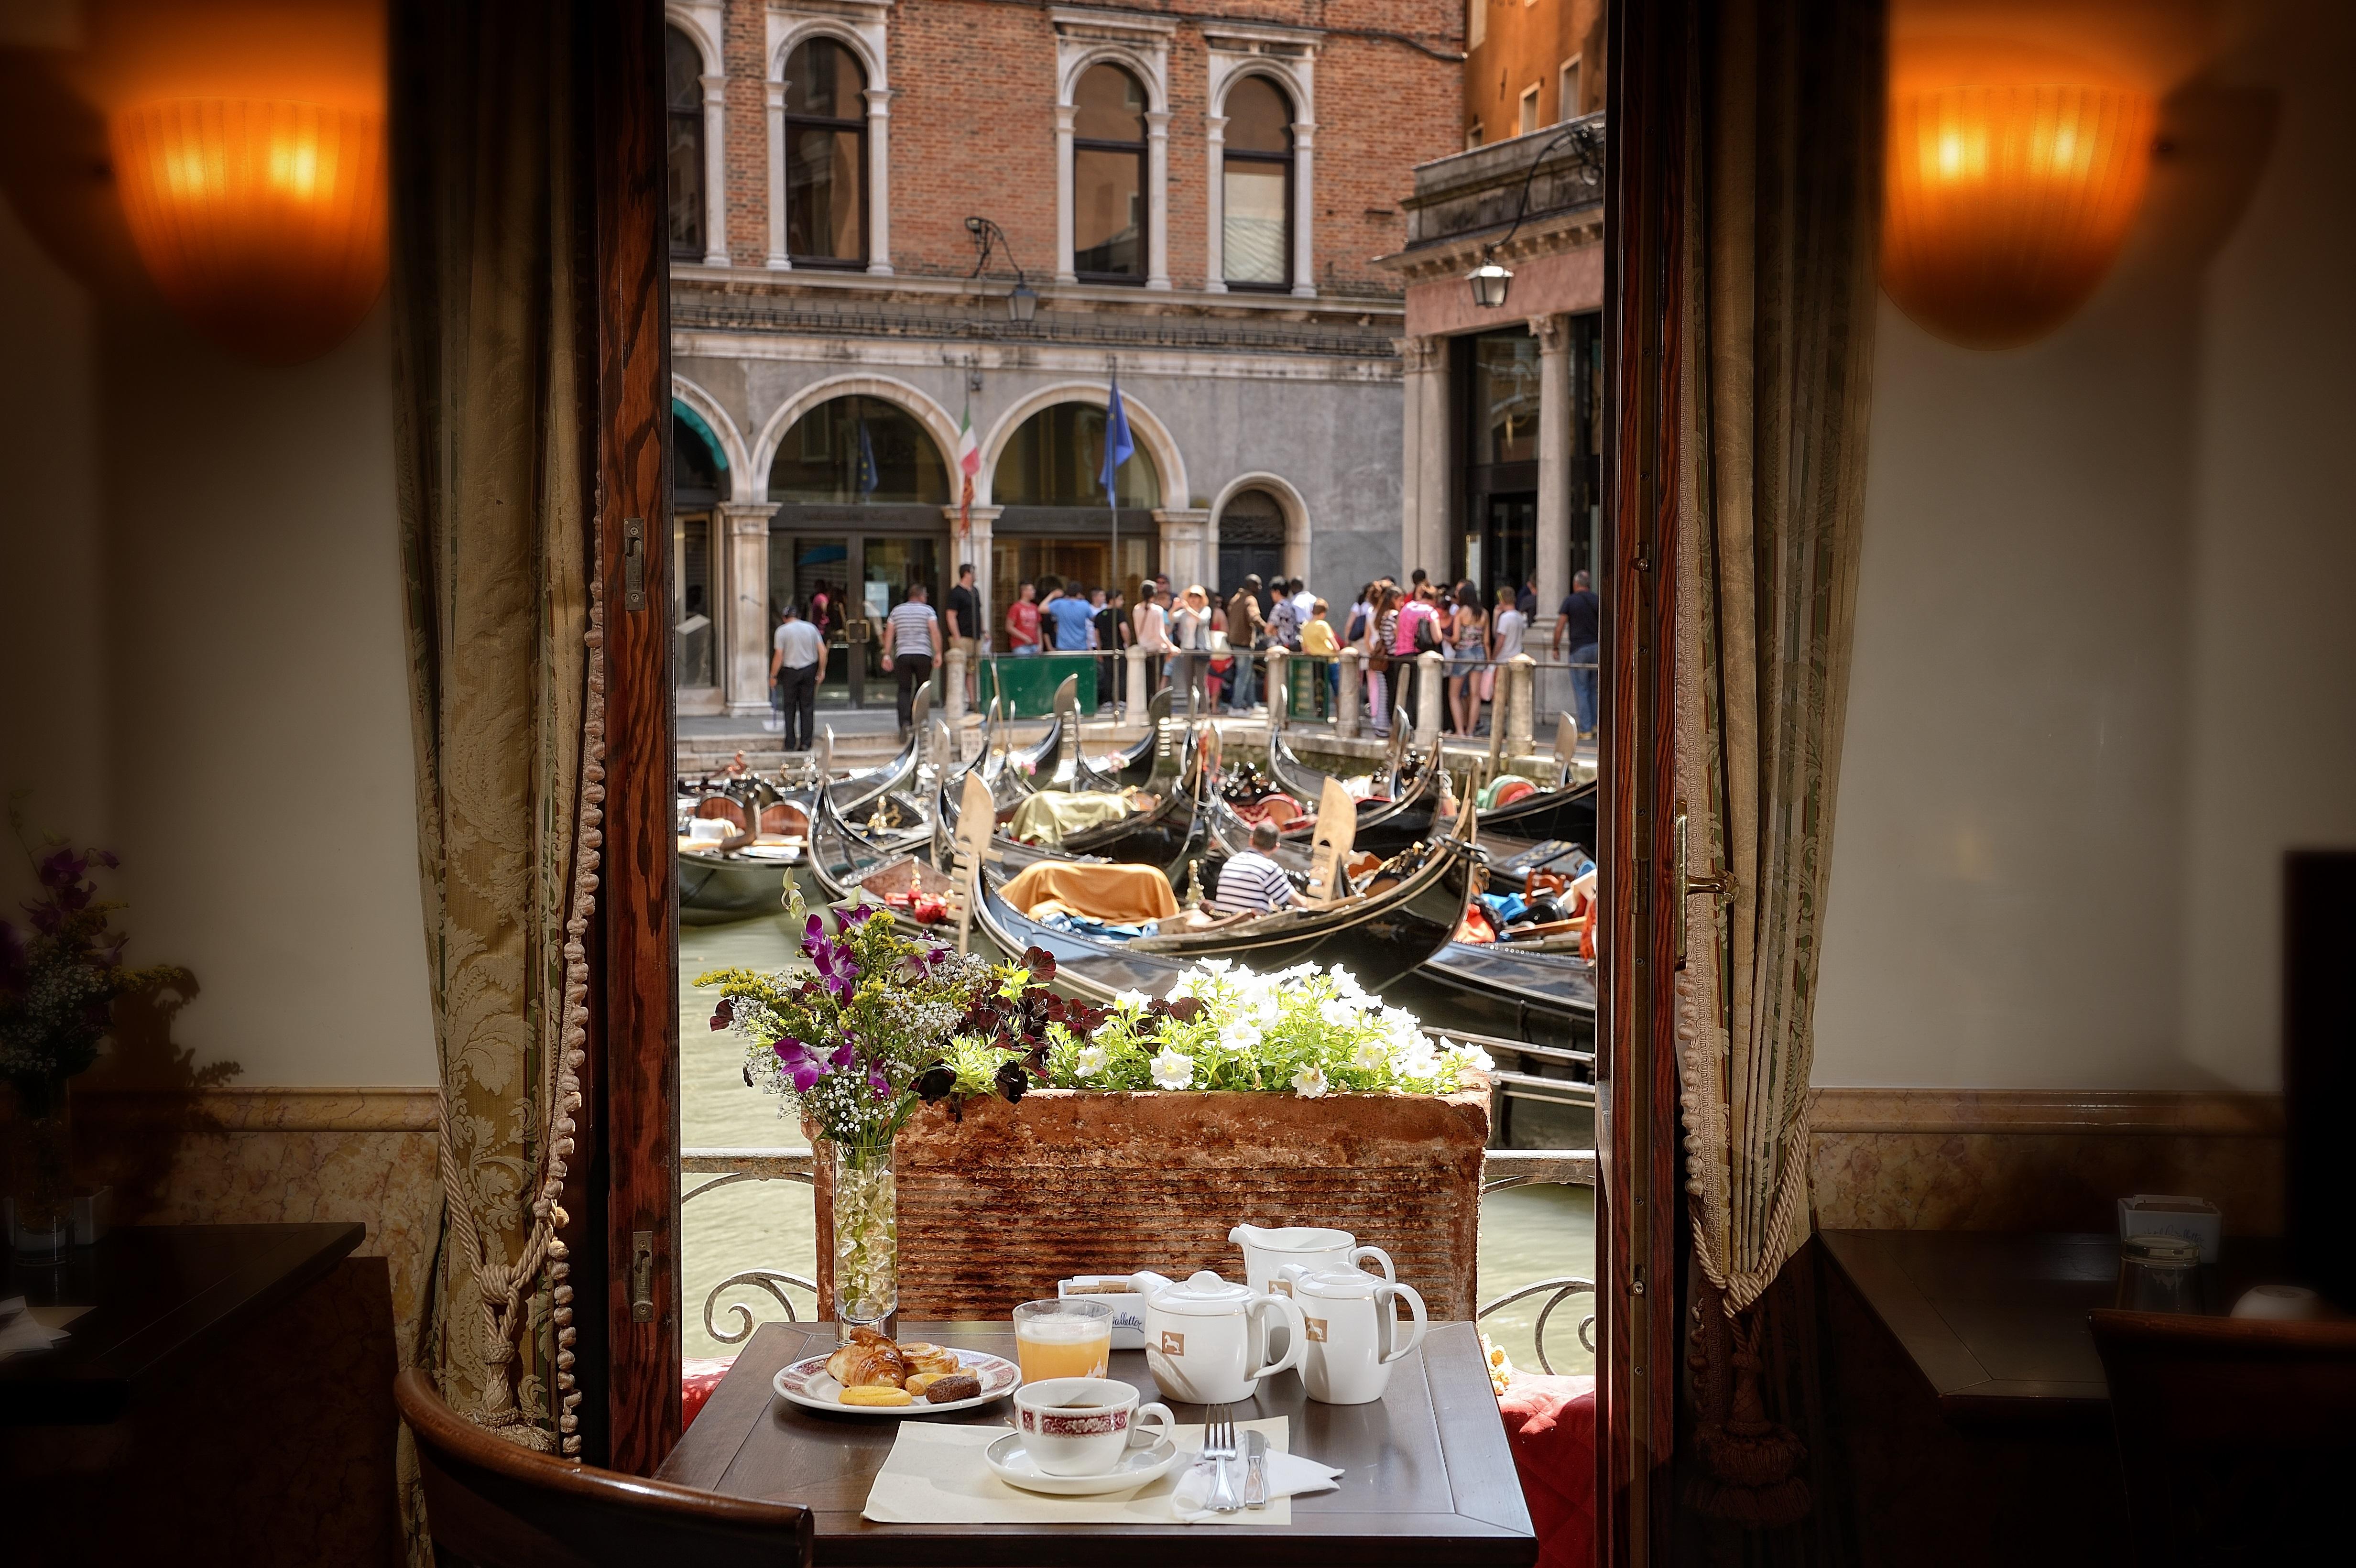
[1244,1430,1268,1510]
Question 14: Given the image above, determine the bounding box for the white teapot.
[1229,1224,1396,1300]
[1129,1269,1307,1405]
[1277,1263,1428,1405]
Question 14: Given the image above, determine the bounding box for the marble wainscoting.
[1808,1088,2284,1236]
[72,1085,439,1352]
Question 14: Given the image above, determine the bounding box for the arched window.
[664,27,705,260]
[1222,76,1293,289]
[1072,65,1147,282]
[783,39,867,266]
[993,401,1161,508]
[769,396,946,503]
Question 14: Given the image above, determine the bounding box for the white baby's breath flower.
[1150,1047,1196,1090]
[1076,1044,1111,1078]
[1290,1064,1330,1099]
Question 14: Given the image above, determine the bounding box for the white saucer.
[983,1430,1183,1496]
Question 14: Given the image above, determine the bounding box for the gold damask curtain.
[391,0,599,1459]
[1671,0,1883,1525]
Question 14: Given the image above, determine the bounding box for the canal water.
[680,911,1596,1378]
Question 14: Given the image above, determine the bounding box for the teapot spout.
[1228,1224,1276,1248]
[1129,1269,1176,1299]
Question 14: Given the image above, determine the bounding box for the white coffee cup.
[1280,1263,1428,1405]
[1012,1377,1176,1477]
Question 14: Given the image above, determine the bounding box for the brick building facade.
[1462,0,1603,147]
[662,0,1461,717]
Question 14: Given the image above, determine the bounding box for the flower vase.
[823,1140,899,1342]
[8,1102,75,1263]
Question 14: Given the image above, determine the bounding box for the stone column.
[1289,121,1317,297]
[764,82,790,270]
[864,88,894,275]
[1532,314,1571,636]
[1398,337,1450,582]
[1265,647,1289,730]
[1153,508,1211,597]
[1505,653,1536,757]
[944,643,968,729]
[720,502,779,716]
[1203,113,1228,292]
[700,74,729,265]
[1126,644,1151,719]
[1053,103,1079,283]
[1146,109,1172,290]
[1414,650,1444,750]
[1336,647,1361,738]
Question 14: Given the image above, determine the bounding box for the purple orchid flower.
[829,1040,858,1072]
[773,1036,828,1092]
[868,1067,892,1102]
[836,902,880,929]
[800,913,861,999]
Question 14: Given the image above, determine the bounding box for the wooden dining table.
[660,1318,1538,1567]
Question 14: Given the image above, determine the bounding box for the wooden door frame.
[1599,0,1687,1560]
[582,0,682,1474]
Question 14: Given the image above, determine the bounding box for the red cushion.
[1497,1374,1597,1568]
[682,1356,736,1430]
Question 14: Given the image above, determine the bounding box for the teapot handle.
[1246,1293,1309,1383]
[1374,1282,1428,1365]
[1350,1245,1397,1282]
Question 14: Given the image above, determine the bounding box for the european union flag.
[855,419,879,497]
[1101,376,1134,501]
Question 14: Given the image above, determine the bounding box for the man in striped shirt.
[880,584,939,738]
[1215,820,1297,915]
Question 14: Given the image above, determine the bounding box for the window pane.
[787,125,863,261]
[667,110,702,255]
[1472,330,1541,464]
[992,402,1160,509]
[786,37,865,120]
[1224,76,1291,153]
[1223,162,1287,285]
[665,27,702,111]
[1073,147,1142,276]
[768,397,947,503]
[1073,64,1145,142]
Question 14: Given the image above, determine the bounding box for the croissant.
[826,1341,908,1388]
[898,1342,961,1378]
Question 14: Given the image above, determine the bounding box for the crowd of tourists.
[764,563,1602,747]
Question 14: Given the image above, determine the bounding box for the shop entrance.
[770,529,943,709]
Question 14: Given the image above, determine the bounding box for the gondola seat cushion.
[1001,860,1180,924]
[1499,1373,1597,1568]
[1008,790,1135,848]
[683,1356,736,1428]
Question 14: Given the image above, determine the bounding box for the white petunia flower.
[1198,958,1234,976]
[1290,1064,1330,1098]
[1441,1040,1496,1083]
[1319,998,1360,1029]
[1075,1044,1111,1078]
[1113,989,1149,1012]
[1164,976,1198,1002]
[1330,968,1365,1000]
[1150,1047,1196,1090]
[1218,1020,1263,1055]
[1352,1037,1392,1073]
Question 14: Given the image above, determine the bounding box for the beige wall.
[1814,0,2356,1093]
[0,190,432,1090]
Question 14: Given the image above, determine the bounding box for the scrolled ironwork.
[1476,1275,1598,1376]
[703,1269,819,1345]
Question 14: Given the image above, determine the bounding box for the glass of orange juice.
[1014,1298,1113,1383]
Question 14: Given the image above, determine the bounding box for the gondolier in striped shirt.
[1214,819,1298,915]
[880,583,940,739]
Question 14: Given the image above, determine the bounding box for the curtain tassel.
[1687,1304,1811,1528]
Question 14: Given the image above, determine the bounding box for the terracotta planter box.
[813,1086,1492,1322]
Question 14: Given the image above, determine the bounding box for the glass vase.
[823,1139,898,1342]
[8,1104,75,1263]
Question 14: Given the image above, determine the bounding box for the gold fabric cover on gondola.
[1001,860,1181,925]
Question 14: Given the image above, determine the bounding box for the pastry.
[921,1373,981,1404]
[838,1385,913,1407]
[825,1329,909,1389]
[898,1342,961,1378]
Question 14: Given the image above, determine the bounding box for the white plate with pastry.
[772,1328,1021,1416]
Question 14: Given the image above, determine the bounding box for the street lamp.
[965,215,1039,325]
[1465,118,1604,310]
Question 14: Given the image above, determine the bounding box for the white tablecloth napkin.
[0,1296,72,1360]
[862,1417,1341,1527]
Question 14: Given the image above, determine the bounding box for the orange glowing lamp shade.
[1882,84,2155,349]
[109,99,389,366]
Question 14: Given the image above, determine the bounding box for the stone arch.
[670,374,755,502]
[1211,60,1305,122]
[772,18,885,92]
[663,3,722,74]
[749,374,961,494]
[1058,47,1168,112]
[978,381,1187,511]
[1210,471,1312,585]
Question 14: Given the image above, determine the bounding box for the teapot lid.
[1289,1265,1387,1299]
[1149,1269,1259,1316]
[1229,1224,1355,1253]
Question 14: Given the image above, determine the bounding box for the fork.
[1200,1405,1241,1514]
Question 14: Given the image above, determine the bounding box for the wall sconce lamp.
[1466,118,1605,310]
[1882,76,2156,348]
[965,215,1039,325]
[109,98,389,366]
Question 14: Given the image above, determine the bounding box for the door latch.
[1673,806,1736,969]
[622,518,646,612]
[630,1230,655,1323]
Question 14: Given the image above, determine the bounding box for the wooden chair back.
[2090,1308,2356,1562]
[395,1369,811,1568]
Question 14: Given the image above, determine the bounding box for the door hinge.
[630,1229,655,1323]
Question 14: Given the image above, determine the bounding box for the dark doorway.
[1217,487,1287,601]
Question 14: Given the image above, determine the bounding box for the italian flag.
[956,403,981,535]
